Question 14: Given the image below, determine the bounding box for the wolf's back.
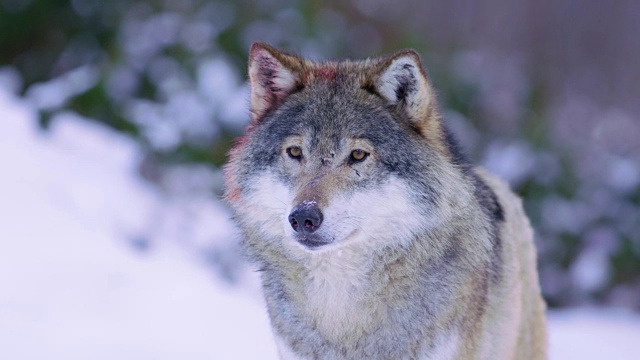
[474,167,547,359]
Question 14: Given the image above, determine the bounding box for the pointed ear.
[373,50,436,133]
[248,43,304,121]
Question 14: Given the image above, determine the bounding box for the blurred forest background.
[1,0,639,310]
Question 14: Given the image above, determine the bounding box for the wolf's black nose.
[288,203,323,234]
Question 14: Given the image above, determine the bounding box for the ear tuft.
[375,50,433,123]
[248,43,301,121]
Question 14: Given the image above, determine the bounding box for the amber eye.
[350,149,368,162]
[287,146,303,159]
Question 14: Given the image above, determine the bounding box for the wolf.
[224,42,547,359]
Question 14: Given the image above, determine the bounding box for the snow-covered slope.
[0,84,638,359]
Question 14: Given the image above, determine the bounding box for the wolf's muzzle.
[288,202,323,234]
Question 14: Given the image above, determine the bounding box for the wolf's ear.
[248,43,303,121]
[373,50,436,133]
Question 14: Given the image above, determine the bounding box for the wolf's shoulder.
[473,167,524,216]
[472,167,533,243]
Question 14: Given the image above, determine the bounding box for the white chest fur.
[302,247,382,343]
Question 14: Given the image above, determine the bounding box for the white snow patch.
[548,309,640,360]
[25,66,100,110]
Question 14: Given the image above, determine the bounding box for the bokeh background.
[1,0,639,358]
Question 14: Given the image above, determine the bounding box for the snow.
[548,309,640,359]
[0,83,638,359]
[25,66,100,111]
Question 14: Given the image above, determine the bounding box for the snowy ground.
[1,82,638,359]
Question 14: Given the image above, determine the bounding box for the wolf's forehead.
[306,127,350,155]
[281,91,398,149]
[294,98,370,145]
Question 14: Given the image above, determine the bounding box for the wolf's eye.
[287,146,303,159]
[350,149,368,162]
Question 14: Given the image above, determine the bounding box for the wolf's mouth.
[296,236,332,250]
[295,228,361,250]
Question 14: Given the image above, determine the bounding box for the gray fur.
[224,43,547,359]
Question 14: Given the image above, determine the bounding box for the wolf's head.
[225,43,471,256]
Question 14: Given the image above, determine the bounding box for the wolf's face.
[226,44,465,254]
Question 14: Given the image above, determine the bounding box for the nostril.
[304,219,313,228]
[289,215,300,231]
